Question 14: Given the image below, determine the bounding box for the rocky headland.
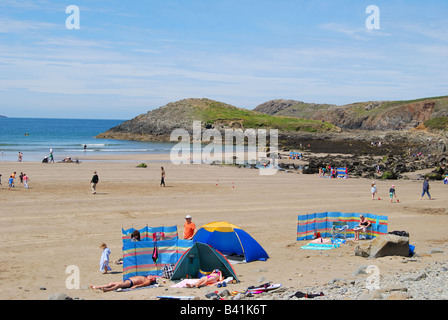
[97,97,448,180]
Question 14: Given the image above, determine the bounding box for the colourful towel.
[301,243,336,250]
[170,279,199,288]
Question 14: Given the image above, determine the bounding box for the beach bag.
[162,263,175,279]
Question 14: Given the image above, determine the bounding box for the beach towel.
[169,278,229,288]
[116,284,159,292]
[300,243,336,250]
[170,279,199,288]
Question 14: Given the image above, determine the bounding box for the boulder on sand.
[354,234,410,259]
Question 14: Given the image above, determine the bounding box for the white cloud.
[0,17,58,34]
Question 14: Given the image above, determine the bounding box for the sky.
[0,0,447,119]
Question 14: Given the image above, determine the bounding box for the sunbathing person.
[186,269,223,288]
[90,275,157,292]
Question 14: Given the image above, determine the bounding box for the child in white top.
[99,243,112,274]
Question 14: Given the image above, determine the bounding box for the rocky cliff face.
[254,97,448,131]
[313,101,437,130]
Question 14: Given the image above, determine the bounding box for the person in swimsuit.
[354,215,371,241]
[89,275,157,292]
[186,269,223,288]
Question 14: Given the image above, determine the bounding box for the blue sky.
[0,0,447,119]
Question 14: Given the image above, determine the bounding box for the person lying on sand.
[186,269,223,288]
[89,275,157,292]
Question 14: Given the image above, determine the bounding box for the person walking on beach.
[99,243,112,274]
[90,171,99,194]
[8,175,14,190]
[23,173,30,189]
[421,177,431,200]
[49,148,54,163]
[11,172,16,188]
[183,215,196,240]
[371,181,378,200]
[160,167,166,187]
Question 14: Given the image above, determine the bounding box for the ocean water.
[0,117,176,162]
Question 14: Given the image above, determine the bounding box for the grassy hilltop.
[96,98,340,142]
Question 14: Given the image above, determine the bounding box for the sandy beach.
[1,153,447,301]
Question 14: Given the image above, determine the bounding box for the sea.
[0,117,176,162]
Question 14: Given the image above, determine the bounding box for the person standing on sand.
[371,181,378,200]
[160,167,166,187]
[389,184,397,203]
[421,177,431,200]
[99,243,111,274]
[183,215,196,240]
[91,171,99,194]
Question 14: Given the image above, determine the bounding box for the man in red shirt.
[183,215,196,240]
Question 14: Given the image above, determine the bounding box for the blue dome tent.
[193,221,269,263]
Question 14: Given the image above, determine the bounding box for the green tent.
[170,242,239,281]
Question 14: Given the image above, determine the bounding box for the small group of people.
[89,269,223,292]
[3,171,30,190]
[91,239,221,292]
[90,214,198,292]
[370,181,397,203]
[289,152,302,160]
[370,177,434,202]
[319,166,338,178]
